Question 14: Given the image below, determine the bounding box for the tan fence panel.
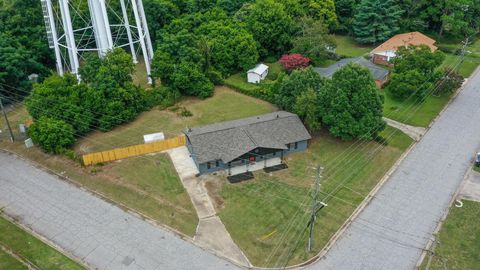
[82,135,186,166]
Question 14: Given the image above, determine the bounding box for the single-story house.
[184,111,312,176]
[247,63,269,83]
[315,57,389,88]
[370,32,438,65]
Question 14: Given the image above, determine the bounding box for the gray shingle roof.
[185,111,312,164]
[314,57,389,81]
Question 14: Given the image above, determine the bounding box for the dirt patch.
[203,176,225,211]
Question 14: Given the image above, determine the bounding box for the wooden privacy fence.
[82,135,186,166]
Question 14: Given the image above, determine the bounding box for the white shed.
[247,64,269,84]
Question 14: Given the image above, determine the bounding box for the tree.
[302,0,338,30]
[386,70,432,101]
[334,0,361,33]
[294,88,321,131]
[234,0,295,57]
[171,62,214,98]
[275,67,326,112]
[392,45,445,77]
[0,33,45,101]
[28,117,75,153]
[26,74,94,136]
[291,17,336,65]
[353,0,403,44]
[319,63,385,140]
[143,0,180,46]
[420,0,480,38]
[196,20,259,76]
[435,68,464,95]
[279,54,311,72]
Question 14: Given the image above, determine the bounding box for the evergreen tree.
[353,0,402,44]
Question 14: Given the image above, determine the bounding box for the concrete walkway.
[166,147,251,267]
[309,67,480,270]
[0,152,238,270]
[384,117,426,141]
[459,169,480,202]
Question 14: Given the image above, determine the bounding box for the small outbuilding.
[315,57,389,88]
[370,32,438,66]
[184,111,311,176]
[247,63,269,83]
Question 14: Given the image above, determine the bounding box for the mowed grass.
[0,216,84,270]
[214,126,413,267]
[331,35,374,58]
[439,37,480,77]
[75,86,276,153]
[419,201,480,270]
[381,90,453,127]
[0,249,27,270]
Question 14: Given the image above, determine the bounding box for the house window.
[207,162,211,169]
[216,160,220,167]
[294,142,298,150]
[272,151,276,156]
[287,144,290,150]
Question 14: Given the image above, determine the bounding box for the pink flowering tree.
[279,54,311,72]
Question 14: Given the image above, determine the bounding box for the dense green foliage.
[319,63,385,140]
[0,0,51,100]
[387,45,445,101]
[25,49,163,152]
[273,65,385,140]
[234,0,295,57]
[28,117,76,153]
[291,17,336,65]
[353,0,402,44]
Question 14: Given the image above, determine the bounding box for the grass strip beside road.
[0,215,84,270]
[419,200,480,270]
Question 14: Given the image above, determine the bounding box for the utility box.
[19,124,26,134]
[25,138,34,148]
[143,132,165,144]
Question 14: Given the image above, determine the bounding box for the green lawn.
[419,201,480,270]
[331,35,374,58]
[0,248,27,270]
[381,90,453,127]
[0,216,84,270]
[438,38,480,77]
[214,126,413,267]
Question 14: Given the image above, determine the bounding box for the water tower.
[40,0,154,83]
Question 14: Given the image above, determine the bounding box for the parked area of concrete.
[166,147,251,267]
[384,117,426,141]
[459,169,480,202]
[311,67,480,270]
[0,151,239,270]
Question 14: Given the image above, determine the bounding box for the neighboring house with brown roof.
[370,32,438,66]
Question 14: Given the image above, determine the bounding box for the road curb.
[0,212,92,270]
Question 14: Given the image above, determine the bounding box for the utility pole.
[308,166,326,251]
[0,94,14,142]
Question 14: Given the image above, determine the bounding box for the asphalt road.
[311,68,480,270]
[0,152,238,270]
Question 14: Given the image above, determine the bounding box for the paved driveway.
[310,68,480,270]
[0,152,238,270]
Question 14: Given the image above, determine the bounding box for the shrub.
[28,117,75,154]
[279,54,311,72]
